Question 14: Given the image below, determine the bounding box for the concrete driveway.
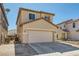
[29,42,79,56]
[15,42,79,56]
[15,44,38,56]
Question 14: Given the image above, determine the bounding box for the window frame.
[73,22,75,28]
[44,16,50,20]
[64,24,65,28]
[29,13,35,20]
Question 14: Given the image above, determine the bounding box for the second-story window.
[44,16,49,20]
[60,27,62,29]
[64,25,65,28]
[29,13,35,20]
[73,22,75,28]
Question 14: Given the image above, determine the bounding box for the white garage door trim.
[26,28,54,31]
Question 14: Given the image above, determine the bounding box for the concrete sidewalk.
[35,50,79,56]
[57,40,79,48]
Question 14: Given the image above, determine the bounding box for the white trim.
[26,28,55,31]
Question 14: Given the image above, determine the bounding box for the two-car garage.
[27,30,54,43]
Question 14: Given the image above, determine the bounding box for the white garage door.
[68,32,79,40]
[28,31,54,43]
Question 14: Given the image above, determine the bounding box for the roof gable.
[22,18,59,30]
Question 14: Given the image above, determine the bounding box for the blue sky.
[4,3,79,30]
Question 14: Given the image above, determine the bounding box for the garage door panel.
[69,32,79,40]
[28,31,53,43]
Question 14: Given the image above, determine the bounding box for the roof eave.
[20,8,55,15]
[0,3,9,26]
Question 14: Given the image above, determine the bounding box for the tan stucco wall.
[0,24,8,44]
[0,8,8,44]
[17,25,23,42]
[23,19,57,31]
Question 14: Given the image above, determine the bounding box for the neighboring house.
[16,8,59,43]
[8,29,17,36]
[57,19,72,40]
[0,4,9,44]
[57,19,79,40]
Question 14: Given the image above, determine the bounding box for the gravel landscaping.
[0,44,15,56]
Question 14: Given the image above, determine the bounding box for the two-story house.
[0,4,9,44]
[16,8,58,43]
[57,19,79,40]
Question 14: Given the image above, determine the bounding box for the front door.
[62,33,65,39]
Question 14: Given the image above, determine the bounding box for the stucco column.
[52,31,55,42]
[1,33,5,44]
[0,34,2,45]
